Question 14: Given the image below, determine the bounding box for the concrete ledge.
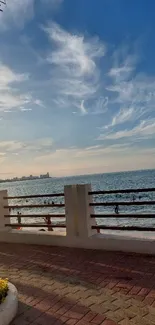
[0,283,18,325]
[0,229,155,255]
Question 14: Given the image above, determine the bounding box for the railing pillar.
[64,184,97,238]
[64,185,79,237]
[76,184,97,238]
[0,190,10,230]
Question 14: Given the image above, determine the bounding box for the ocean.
[0,169,155,229]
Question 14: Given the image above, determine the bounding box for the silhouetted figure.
[115,204,119,214]
[52,201,54,205]
[133,195,136,202]
[44,216,53,231]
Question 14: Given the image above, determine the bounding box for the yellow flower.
[0,278,8,305]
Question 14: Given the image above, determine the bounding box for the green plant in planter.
[0,278,8,304]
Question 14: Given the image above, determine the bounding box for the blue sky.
[0,0,155,177]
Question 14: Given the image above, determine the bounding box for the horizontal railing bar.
[4,193,64,199]
[90,201,155,206]
[92,225,155,231]
[89,188,155,195]
[5,224,66,228]
[4,214,65,218]
[91,213,155,218]
[4,204,65,209]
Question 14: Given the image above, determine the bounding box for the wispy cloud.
[106,53,155,128]
[0,138,53,155]
[0,63,31,111]
[0,0,34,29]
[109,106,135,127]
[99,119,155,140]
[44,22,105,114]
[0,0,63,30]
[0,63,45,113]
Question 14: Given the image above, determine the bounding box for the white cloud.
[20,108,32,112]
[111,106,135,126]
[0,0,34,29]
[0,64,28,89]
[0,63,31,112]
[99,119,155,140]
[106,53,155,128]
[108,65,133,82]
[44,22,105,114]
[46,22,103,75]
[80,100,87,115]
[80,96,108,116]
[34,99,45,108]
[0,0,63,30]
[0,138,53,154]
[0,140,23,152]
[0,93,30,111]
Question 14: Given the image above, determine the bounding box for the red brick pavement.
[0,244,155,324]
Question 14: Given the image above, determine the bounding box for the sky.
[0,0,155,178]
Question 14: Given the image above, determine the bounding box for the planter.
[0,283,18,325]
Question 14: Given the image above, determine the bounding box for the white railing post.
[64,185,79,237]
[0,190,10,231]
[76,184,97,238]
[64,184,97,239]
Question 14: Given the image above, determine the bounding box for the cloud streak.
[44,22,105,114]
[0,138,54,158]
[106,54,155,128]
[0,63,31,112]
[99,119,155,140]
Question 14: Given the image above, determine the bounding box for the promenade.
[0,243,155,325]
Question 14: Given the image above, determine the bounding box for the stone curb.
[0,283,18,325]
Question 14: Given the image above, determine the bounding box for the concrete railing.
[1,184,155,255]
[0,184,97,237]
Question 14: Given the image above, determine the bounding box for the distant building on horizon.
[40,172,50,179]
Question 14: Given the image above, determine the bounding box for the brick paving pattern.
[0,244,155,324]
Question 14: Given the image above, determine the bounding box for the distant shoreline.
[0,168,154,184]
[0,177,52,184]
